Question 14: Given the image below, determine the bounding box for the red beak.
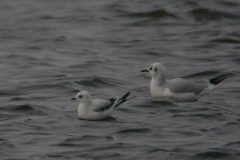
[140,69,149,72]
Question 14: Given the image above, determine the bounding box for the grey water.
[0,0,240,159]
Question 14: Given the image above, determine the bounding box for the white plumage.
[71,90,130,120]
[141,62,230,101]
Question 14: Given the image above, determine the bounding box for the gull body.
[141,62,229,101]
[71,90,130,120]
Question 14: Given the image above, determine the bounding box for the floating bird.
[141,62,230,101]
[71,90,130,120]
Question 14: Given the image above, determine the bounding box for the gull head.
[141,62,166,77]
[71,90,92,103]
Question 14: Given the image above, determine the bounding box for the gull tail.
[200,73,232,95]
[114,92,130,109]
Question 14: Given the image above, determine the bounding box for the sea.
[0,0,240,159]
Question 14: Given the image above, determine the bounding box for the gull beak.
[140,69,149,72]
[71,98,76,100]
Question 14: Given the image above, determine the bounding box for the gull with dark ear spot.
[71,90,131,120]
[141,62,231,101]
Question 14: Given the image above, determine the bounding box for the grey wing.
[92,98,116,112]
[167,78,210,94]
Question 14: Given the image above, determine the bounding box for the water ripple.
[189,8,240,21]
[125,9,178,19]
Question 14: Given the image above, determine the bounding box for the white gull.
[71,90,130,120]
[141,62,230,101]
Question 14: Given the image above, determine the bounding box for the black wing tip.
[113,92,131,109]
[123,92,130,99]
[121,92,131,102]
[209,73,232,85]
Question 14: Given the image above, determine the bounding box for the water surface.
[0,0,240,159]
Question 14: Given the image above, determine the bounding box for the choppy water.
[0,0,240,159]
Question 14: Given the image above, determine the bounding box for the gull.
[141,62,230,101]
[71,90,130,120]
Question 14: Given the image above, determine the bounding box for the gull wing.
[167,78,209,95]
[92,98,116,112]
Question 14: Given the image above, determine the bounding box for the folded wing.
[92,98,116,112]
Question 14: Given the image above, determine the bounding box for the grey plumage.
[167,78,210,95]
[93,98,116,112]
[71,90,131,120]
[141,62,231,101]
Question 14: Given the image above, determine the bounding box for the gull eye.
[149,67,152,70]
[154,68,158,72]
[78,95,82,98]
